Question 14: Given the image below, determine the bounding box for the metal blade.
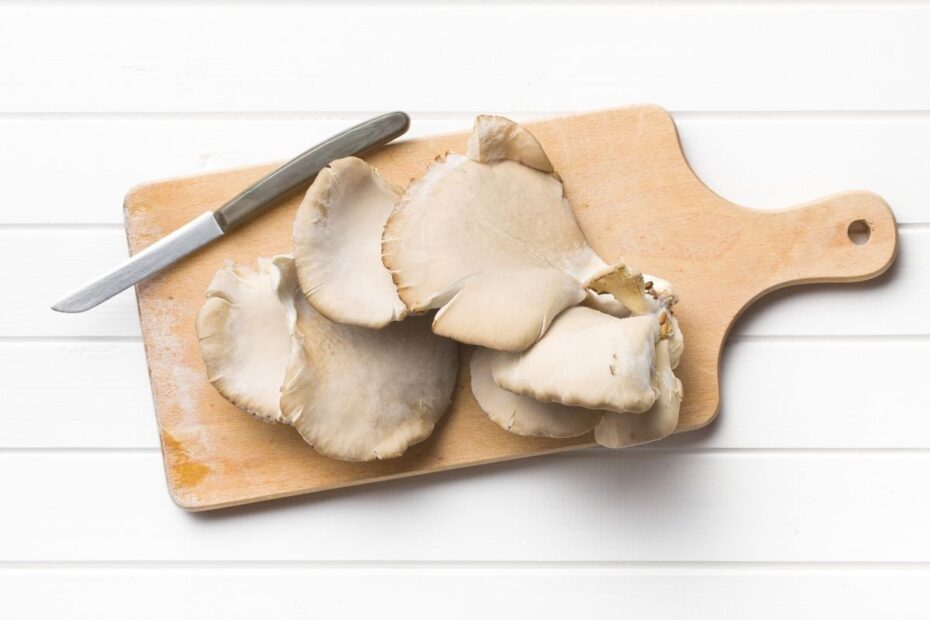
[51,212,224,313]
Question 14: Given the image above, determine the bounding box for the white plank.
[13,0,919,5]
[3,451,930,561]
[3,115,930,225]
[0,342,156,448]
[10,228,926,338]
[0,230,140,338]
[677,114,930,225]
[2,567,929,620]
[2,6,930,112]
[0,117,465,225]
[733,225,923,336]
[670,338,930,449]
[3,339,929,449]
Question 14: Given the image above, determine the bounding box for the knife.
[51,111,411,313]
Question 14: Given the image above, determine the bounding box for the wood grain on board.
[124,106,897,510]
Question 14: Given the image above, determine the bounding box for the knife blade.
[51,111,410,313]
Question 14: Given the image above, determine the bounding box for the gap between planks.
[2,447,930,455]
[3,560,930,570]
[9,1,930,6]
[1,110,929,121]
[4,333,930,343]
[3,2,930,11]
[2,222,929,232]
[0,560,930,575]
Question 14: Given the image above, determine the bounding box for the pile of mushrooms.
[197,115,683,461]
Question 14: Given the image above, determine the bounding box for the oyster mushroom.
[293,157,407,328]
[473,263,683,445]
[280,295,458,462]
[470,347,601,438]
[583,269,677,318]
[491,307,662,414]
[196,256,298,423]
[471,308,682,448]
[465,114,555,172]
[585,262,649,315]
[197,255,458,462]
[382,115,604,352]
[594,339,683,448]
[471,339,681,448]
[666,314,684,369]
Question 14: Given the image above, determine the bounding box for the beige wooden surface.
[124,105,897,510]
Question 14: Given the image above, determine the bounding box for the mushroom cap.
[594,339,683,448]
[473,338,681,445]
[465,115,554,173]
[583,272,677,319]
[196,256,298,423]
[585,262,648,315]
[293,156,407,329]
[432,267,585,351]
[666,314,684,369]
[491,306,660,414]
[470,347,601,438]
[382,118,603,352]
[197,255,459,462]
[280,295,459,462]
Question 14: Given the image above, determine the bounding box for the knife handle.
[214,111,410,231]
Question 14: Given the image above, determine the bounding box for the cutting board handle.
[754,190,898,293]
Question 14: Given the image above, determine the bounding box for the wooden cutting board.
[125,105,897,511]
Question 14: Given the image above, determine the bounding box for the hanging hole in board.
[847,220,871,245]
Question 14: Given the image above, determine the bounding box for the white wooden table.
[2,2,929,617]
